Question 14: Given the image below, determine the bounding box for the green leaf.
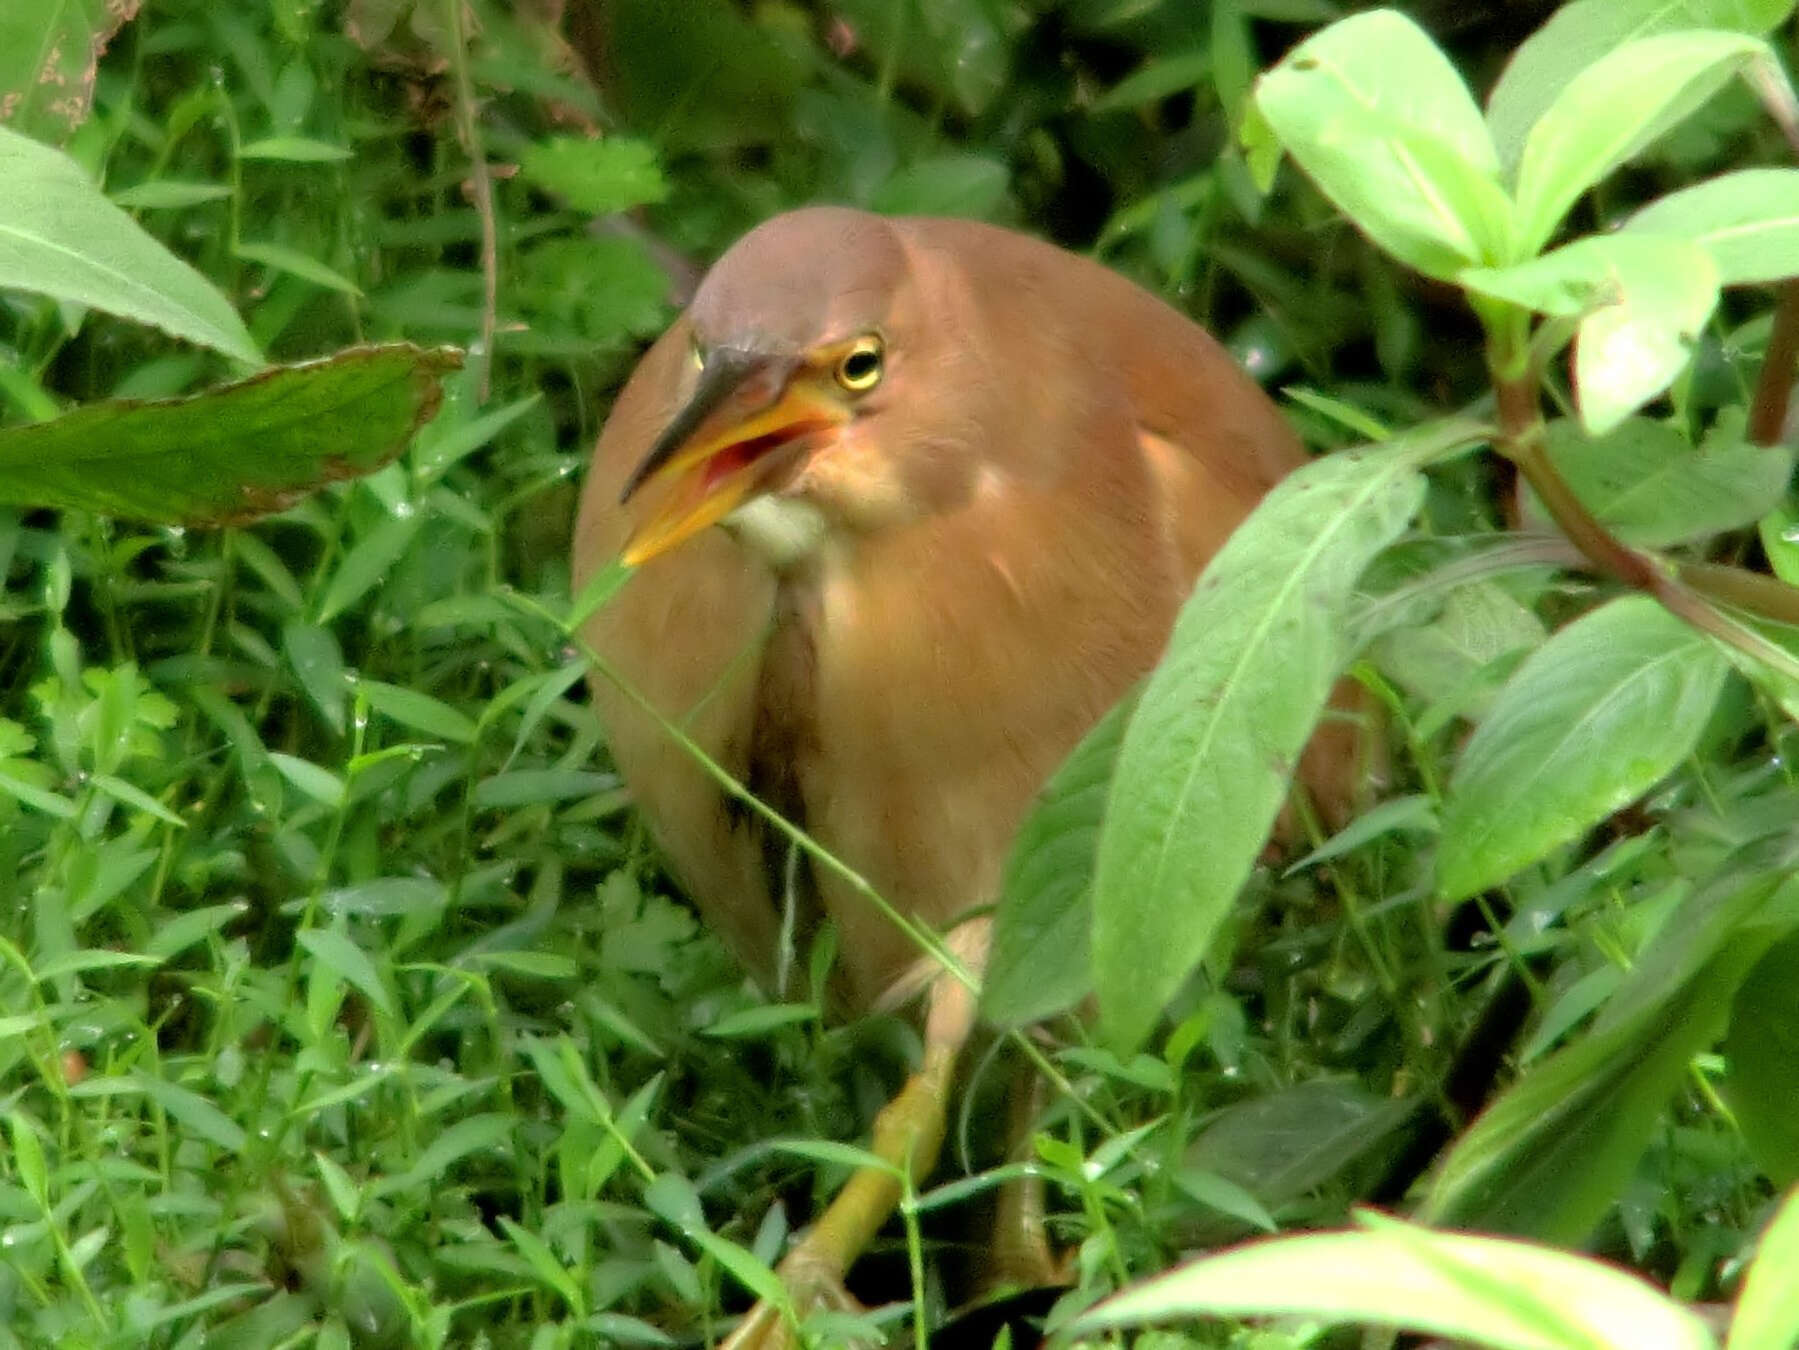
[1731,1185,1799,1350]
[1426,831,1799,1239]
[1091,421,1477,1051]
[235,240,363,297]
[498,1216,586,1314]
[1184,1081,1418,1229]
[109,180,235,210]
[133,1073,248,1153]
[0,1,139,144]
[1461,235,1720,434]
[1720,931,1799,1186]
[984,689,1136,1027]
[1527,414,1793,547]
[518,136,669,215]
[1627,167,1799,285]
[1485,0,1795,172]
[0,344,458,524]
[0,125,260,363]
[1253,9,1512,278]
[358,679,478,744]
[1091,50,1210,113]
[270,752,345,808]
[237,136,354,162]
[1513,30,1772,252]
[8,1111,48,1202]
[284,620,348,734]
[1072,1217,1716,1350]
[297,927,396,1018]
[317,510,422,623]
[1437,597,1728,902]
[869,154,1010,219]
[643,1173,791,1311]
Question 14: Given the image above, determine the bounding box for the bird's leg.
[720,963,979,1350]
[984,1065,1067,1292]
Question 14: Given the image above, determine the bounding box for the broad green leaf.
[1627,167,1799,285]
[1526,414,1793,547]
[1462,235,1720,434]
[1369,579,1546,720]
[518,136,670,215]
[0,125,260,363]
[1720,931,1799,1186]
[1731,1185,1799,1350]
[0,1,140,144]
[1253,10,1512,277]
[1073,1218,1715,1350]
[1513,30,1772,252]
[1438,597,1728,902]
[983,690,1136,1027]
[0,344,459,524]
[1423,831,1799,1241]
[1091,420,1483,1051]
[1182,1081,1418,1241]
[1485,0,1795,172]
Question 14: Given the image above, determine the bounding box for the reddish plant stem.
[1749,278,1799,446]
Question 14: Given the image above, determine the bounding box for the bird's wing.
[573,319,787,988]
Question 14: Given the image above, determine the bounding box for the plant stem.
[1749,279,1799,446]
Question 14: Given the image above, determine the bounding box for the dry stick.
[445,0,497,400]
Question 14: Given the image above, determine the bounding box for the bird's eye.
[835,337,884,393]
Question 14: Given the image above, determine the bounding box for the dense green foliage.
[6,1,1799,1347]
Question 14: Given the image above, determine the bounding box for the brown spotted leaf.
[0,0,141,144]
[0,344,461,525]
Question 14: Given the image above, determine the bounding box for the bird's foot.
[717,1247,881,1350]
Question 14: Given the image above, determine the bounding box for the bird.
[571,205,1361,1347]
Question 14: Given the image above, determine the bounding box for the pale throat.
[723,493,832,570]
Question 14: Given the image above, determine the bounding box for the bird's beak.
[618,347,847,567]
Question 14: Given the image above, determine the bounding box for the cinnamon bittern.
[573,206,1354,1345]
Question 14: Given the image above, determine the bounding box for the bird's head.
[616,208,966,568]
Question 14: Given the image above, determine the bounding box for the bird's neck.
[723,493,833,571]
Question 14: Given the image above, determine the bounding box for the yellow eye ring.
[835,336,884,392]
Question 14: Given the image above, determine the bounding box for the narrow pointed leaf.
[1090,421,1487,1052]
[1438,596,1728,902]
[0,125,259,362]
[0,344,459,524]
[1073,1220,1715,1350]
[1423,832,1799,1241]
